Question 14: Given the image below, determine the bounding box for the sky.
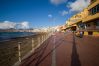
[0,0,90,29]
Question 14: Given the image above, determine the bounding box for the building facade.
[66,0,99,35]
[82,0,99,35]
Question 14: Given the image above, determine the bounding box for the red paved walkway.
[20,32,99,66]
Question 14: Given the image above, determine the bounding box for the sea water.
[0,32,35,42]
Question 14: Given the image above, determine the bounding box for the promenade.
[20,32,99,66]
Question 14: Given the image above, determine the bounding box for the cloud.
[0,21,30,29]
[48,14,53,18]
[48,14,54,22]
[59,10,68,16]
[0,21,16,29]
[20,21,29,29]
[50,0,67,5]
[48,14,57,22]
[67,0,90,12]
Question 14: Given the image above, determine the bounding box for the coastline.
[0,32,37,42]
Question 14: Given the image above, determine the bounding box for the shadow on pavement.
[20,37,51,66]
[71,32,81,66]
[35,36,64,66]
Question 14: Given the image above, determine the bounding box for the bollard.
[18,42,22,62]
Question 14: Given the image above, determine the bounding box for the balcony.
[83,13,99,22]
[88,0,99,10]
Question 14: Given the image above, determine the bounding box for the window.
[97,4,99,12]
[91,0,96,3]
[86,24,90,27]
[96,21,99,26]
[89,4,99,15]
[93,7,97,14]
[89,9,92,15]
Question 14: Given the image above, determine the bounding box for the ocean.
[0,32,35,42]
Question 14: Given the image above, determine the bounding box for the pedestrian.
[79,31,83,38]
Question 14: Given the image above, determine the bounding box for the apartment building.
[66,0,99,35]
[66,12,84,31]
[82,0,99,35]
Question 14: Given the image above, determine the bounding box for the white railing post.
[32,38,34,52]
[43,34,45,41]
[46,34,48,39]
[18,42,22,62]
[43,35,45,42]
[38,37,40,47]
[44,34,46,40]
[41,35,44,44]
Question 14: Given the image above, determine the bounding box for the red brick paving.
[75,35,99,66]
[20,32,99,66]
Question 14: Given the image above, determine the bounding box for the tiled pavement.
[20,32,99,66]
